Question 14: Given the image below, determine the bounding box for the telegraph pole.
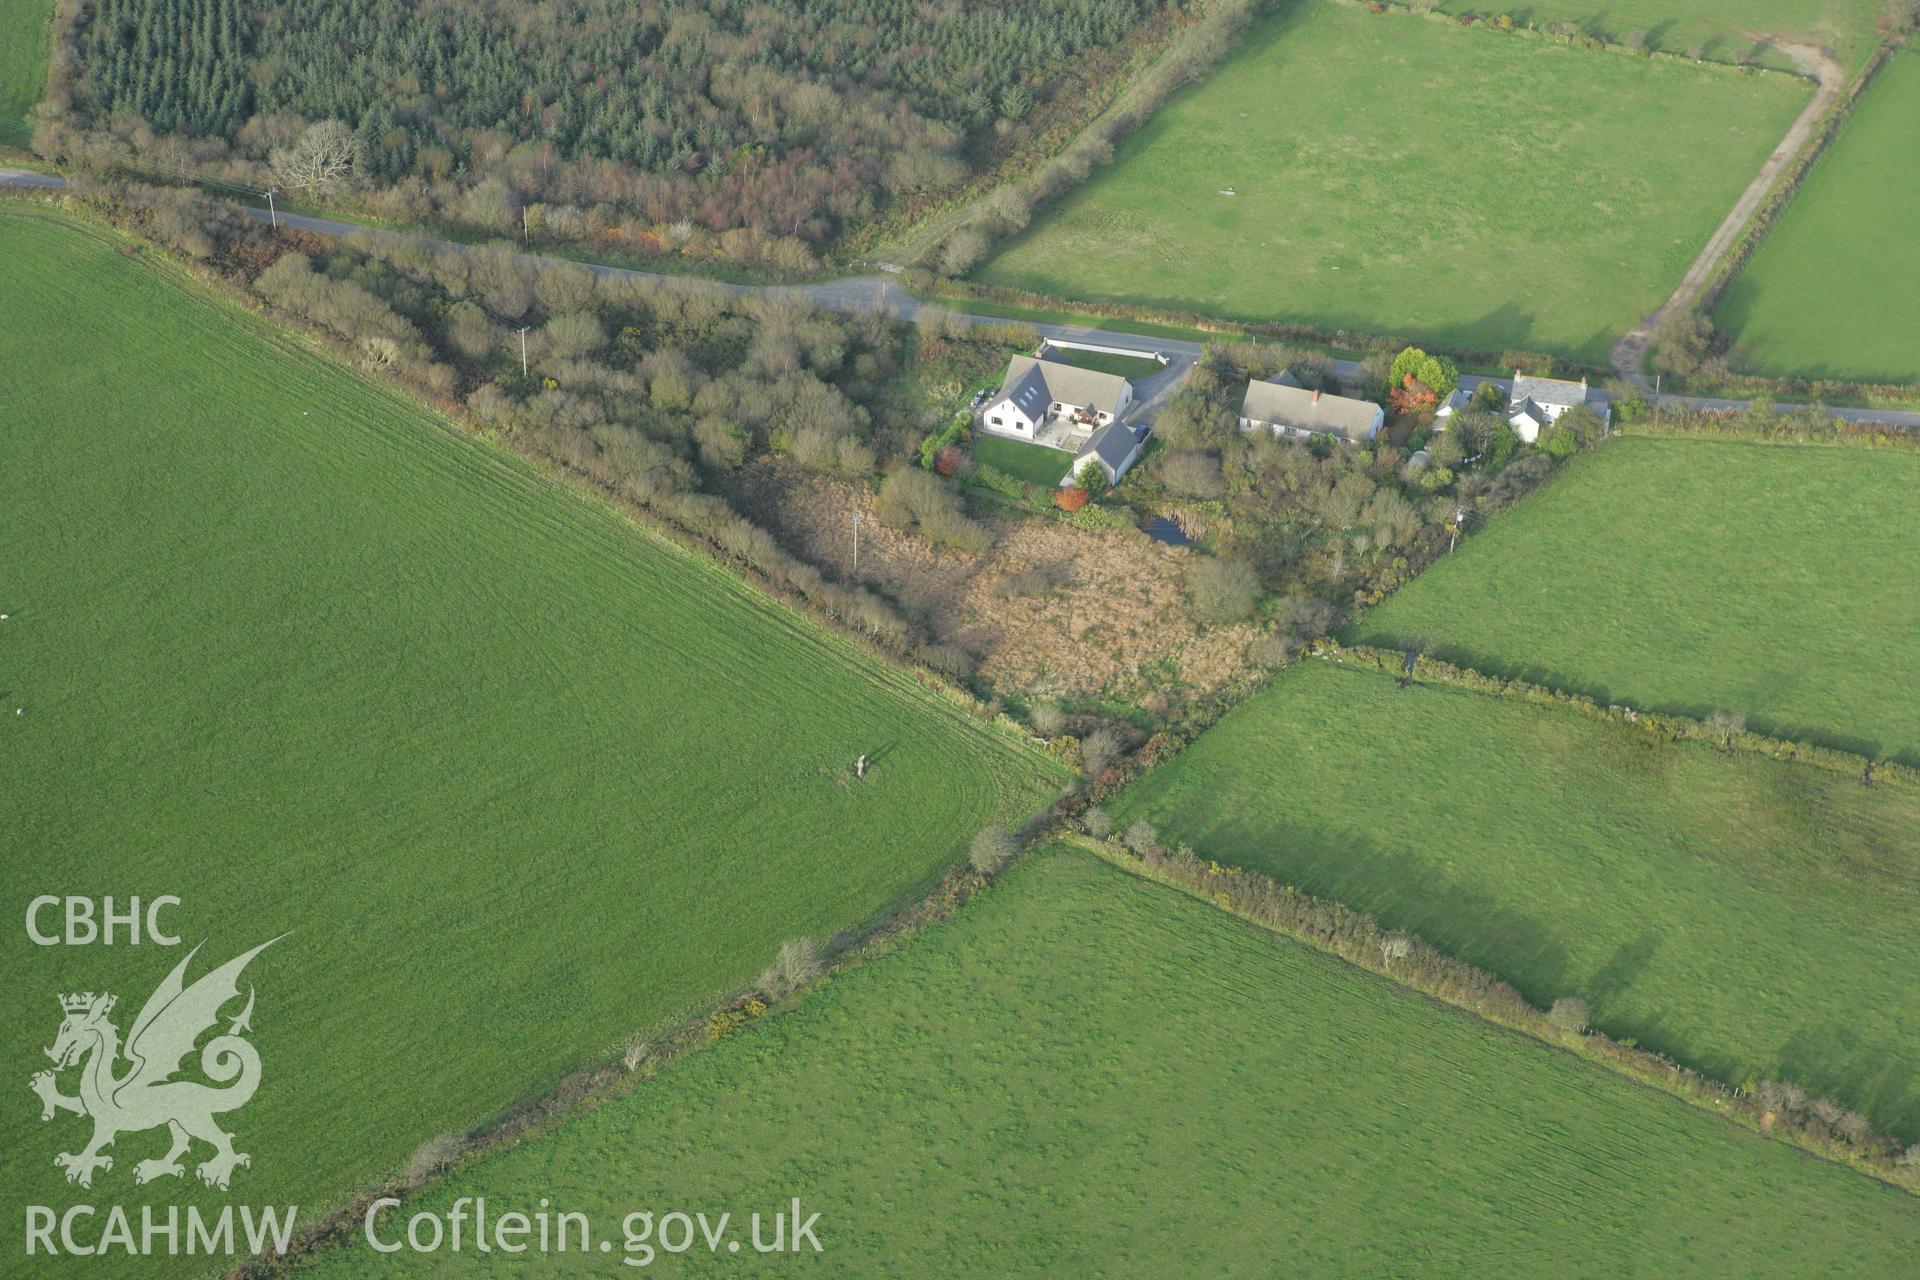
[1653,373,1662,430]
[850,512,863,575]
[516,327,531,379]
[521,205,530,247]
[265,187,279,230]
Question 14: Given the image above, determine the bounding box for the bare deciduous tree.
[968,825,1018,875]
[1548,996,1590,1034]
[403,1133,465,1189]
[1704,710,1746,748]
[1185,556,1260,625]
[759,937,822,998]
[1379,933,1413,969]
[1082,806,1112,839]
[270,119,363,195]
[1079,727,1121,779]
[1122,820,1159,858]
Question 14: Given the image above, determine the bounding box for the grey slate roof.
[1080,420,1148,471]
[1510,373,1591,411]
[1510,397,1550,425]
[998,354,1131,418]
[1239,378,1381,442]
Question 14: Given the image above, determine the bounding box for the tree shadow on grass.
[1169,812,1920,1140]
[1167,816,1576,1010]
[1776,1019,1920,1145]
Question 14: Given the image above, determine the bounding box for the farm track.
[1609,41,1847,387]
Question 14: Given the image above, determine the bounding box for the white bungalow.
[981,355,1134,441]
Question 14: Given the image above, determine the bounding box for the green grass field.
[0,0,53,146]
[1039,345,1164,380]
[974,434,1072,487]
[308,849,1920,1277]
[1439,0,1885,70]
[1716,54,1920,383]
[0,209,1059,1266]
[1352,437,1920,762]
[976,1,1809,363]
[1115,660,1920,1138]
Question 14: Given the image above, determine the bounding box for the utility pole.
[850,512,863,575]
[516,327,531,379]
[521,205,530,247]
[1653,373,1662,430]
[265,187,279,230]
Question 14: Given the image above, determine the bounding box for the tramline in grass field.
[306,850,1920,1277]
[0,208,1061,1268]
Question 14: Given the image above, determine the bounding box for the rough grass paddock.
[1115,660,1920,1139]
[308,849,1920,1277]
[0,0,53,145]
[1715,53,1920,383]
[721,461,1253,708]
[0,209,1059,1263]
[975,1,1808,363]
[1352,436,1920,763]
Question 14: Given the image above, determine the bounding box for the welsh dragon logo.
[29,939,281,1190]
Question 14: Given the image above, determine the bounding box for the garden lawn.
[933,293,1222,343]
[975,1,1809,363]
[1115,661,1920,1139]
[974,434,1073,487]
[1715,53,1920,383]
[0,209,1059,1272]
[1352,436,1920,762]
[308,848,1920,1277]
[1039,345,1164,379]
[1438,0,1884,71]
[0,0,53,145]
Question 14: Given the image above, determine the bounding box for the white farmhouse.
[1239,376,1384,444]
[981,355,1134,441]
[1507,371,1610,442]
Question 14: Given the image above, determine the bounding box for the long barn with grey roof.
[1239,376,1384,444]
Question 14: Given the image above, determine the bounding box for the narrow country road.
[6,167,1917,429]
[1608,42,1846,388]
